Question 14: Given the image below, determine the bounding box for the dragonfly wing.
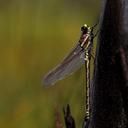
[43,43,85,86]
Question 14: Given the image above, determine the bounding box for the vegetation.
[0,0,100,127]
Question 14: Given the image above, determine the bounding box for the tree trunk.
[91,0,128,128]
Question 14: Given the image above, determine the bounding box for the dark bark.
[91,0,128,128]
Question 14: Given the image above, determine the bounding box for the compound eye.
[81,24,88,33]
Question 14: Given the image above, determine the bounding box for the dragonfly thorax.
[80,24,91,48]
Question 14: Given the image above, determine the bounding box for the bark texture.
[91,0,128,128]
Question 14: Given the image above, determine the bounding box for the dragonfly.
[43,23,97,128]
[43,24,97,86]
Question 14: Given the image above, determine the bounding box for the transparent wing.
[43,43,85,86]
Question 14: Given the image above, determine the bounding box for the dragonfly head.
[81,24,91,34]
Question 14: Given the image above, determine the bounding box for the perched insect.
[43,24,97,86]
[43,23,98,128]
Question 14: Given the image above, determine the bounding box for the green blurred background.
[0,0,100,127]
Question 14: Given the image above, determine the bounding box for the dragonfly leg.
[90,53,95,59]
[91,22,99,33]
[93,30,99,38]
